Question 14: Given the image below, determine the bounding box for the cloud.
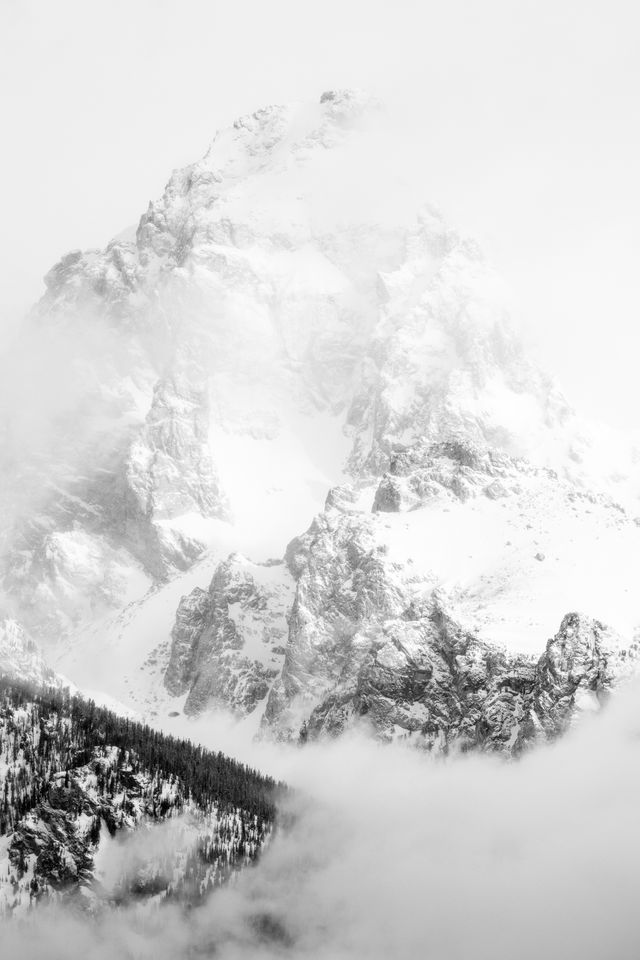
[4,685,640,959]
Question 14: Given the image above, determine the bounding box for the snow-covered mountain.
[0,619,61,689]
[1,89,639,748]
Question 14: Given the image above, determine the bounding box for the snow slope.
[0,90,639,742]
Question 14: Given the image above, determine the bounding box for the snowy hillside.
[0,677,277,913]
[0,89,639,746]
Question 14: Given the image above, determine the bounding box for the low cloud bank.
[4,687,640,959]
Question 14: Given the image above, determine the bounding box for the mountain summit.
[1,92,639,745]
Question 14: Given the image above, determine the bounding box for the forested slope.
[0,676,282,912]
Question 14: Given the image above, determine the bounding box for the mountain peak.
[2,90,640,736]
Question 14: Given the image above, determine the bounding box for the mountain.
[258,438,640,745]
[0,676,278,913]
[1,89,639,749]
[0,619,61,689]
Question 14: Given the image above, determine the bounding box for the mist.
[1,2,639,956]
[3,0,640,428]
[3,688,640,959]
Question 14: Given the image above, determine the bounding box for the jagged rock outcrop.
[255,435,640,746]
[264,512,406,738]
[532,612,632,735]
[302,610,634,752]
[151,426,640,747]
[164,555,293,716]
[372,437,530,512]
[0,620,60,688]
[121,373,228,577]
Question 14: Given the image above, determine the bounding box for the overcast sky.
[2,0,639,427]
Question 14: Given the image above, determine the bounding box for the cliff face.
[164,556,292,716]
[158,435,639,748]
[302,611,632,752]
[0,620,60,689]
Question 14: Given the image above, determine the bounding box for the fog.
[1,1,639,956]
[3,0,640,426]
[0,302,152,542]
[3,689,640,959]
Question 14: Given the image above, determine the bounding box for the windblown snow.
[0,88,639,744]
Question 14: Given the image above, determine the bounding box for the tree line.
[0,673,284,831]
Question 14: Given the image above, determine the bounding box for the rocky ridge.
[0,90,639,751]
[302,609,633,752]
[164,555,293,716]
[161,436,640,749]
[0,620,61,690]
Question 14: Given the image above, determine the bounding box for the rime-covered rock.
[1,89,639,731]
[0,619,60,688]
[121,374,228,577]
[302,609,634,752]
[164,556,293,716]
[532,612,631,734]
[255,437,640,746]
[372,438,526,512]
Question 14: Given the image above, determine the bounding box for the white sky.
[1,0,639,427]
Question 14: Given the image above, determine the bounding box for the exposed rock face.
[372,437,530,512]
[153,427,640,748]
[161,463,635,751]
[164,556,293,716]
[42,240,143,323]
[0,620,60,688]
[1,372,229,638]
[344,216,572,476]
[2,744,263,911]
[259,436,625,739]
[302,610,633,753]
[268,522,636,749]
[121,374,228,577]
[4,747,243,905]
[2,89,640,736]
[532,612,630,736]
[264,511,405,738]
